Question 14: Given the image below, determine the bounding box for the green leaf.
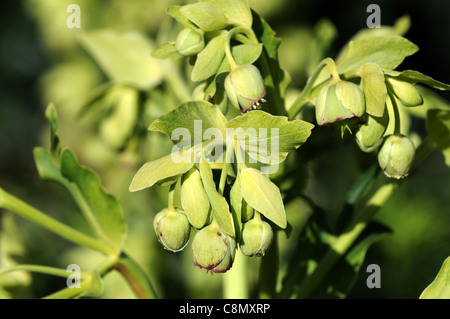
[240,167,286,228]
[129,150,194,192]
[34,147,69,187]
[45,103,61,155]
[227,110,314,164]
[191,34,226,82]
[149,101,228,147]
[167,6,197,30]
[253,12,290,115]
[229,172,243,241]
[99,87,139,149]
[406,86,450,118]
[200,0,252,28]
[350,15,411,41]
[311,222,390,298]
[181,169,210,229]
[152,42,183,59]
[336,35,418,74]
[383,70,450,91]
[358,63,387,117]
[32,105,126,255]
[60,150,126,254]
[79,30,163,90]
[219,43,263,73]
[280,217,390,298]
[420,257,450,299]
[199,158,235,236]
[0,215,31,298]
[179,2,228,32]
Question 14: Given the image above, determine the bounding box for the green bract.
[175,28,205,56]
[179,2,228,32]
[225,64,266,112]
[356,112,389,153]
[315,80,365,126]
[239,217,273,257]
[180,168,210,229]
[192,222,236,273]
[386,77,423,106]
[153,208,191,252]
[377,134,416,179]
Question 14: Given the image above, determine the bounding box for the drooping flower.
[225,64,266,113]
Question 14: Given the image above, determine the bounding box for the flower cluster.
[312,56,433,179]
[152,0,266,113]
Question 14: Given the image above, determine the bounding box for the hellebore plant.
[1,0,450,300]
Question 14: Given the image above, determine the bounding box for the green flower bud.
[225,64,266,113]
[356,111,389,152]
[386,77,423,106]
[377,134,415,179]
[240,217,273,257]
[175,28,205,56]
[153,208,191,252]
[315,80,365,126]
[192,222,236,273]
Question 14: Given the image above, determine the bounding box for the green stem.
[224,27,259,70]
[287,58,359,120]
[0,264,85,279]
[287,58,331,119]
[0,188,114,256]
[295,179,396,299]
[167,182,176,210]
[111,252,158,299]
[323,58,341,83]
[218,144,234,195]
[44,284,88,299]
[223,252,248,299]
[386,85,402,136]
[224,33,238,70]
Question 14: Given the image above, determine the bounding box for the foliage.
[0,0,449,299]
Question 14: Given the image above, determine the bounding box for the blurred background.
[0,0,449,298]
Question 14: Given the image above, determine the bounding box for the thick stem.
[111,252,158,299]
[218,144,234,195]
[167,182,176,210]
[287,58,330,119]
[225,27,260,70]
[224,33,238,71]
[223,252,248,299]
[386,85,402,136]
[0,188,114,256]
[258,230,279,298]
